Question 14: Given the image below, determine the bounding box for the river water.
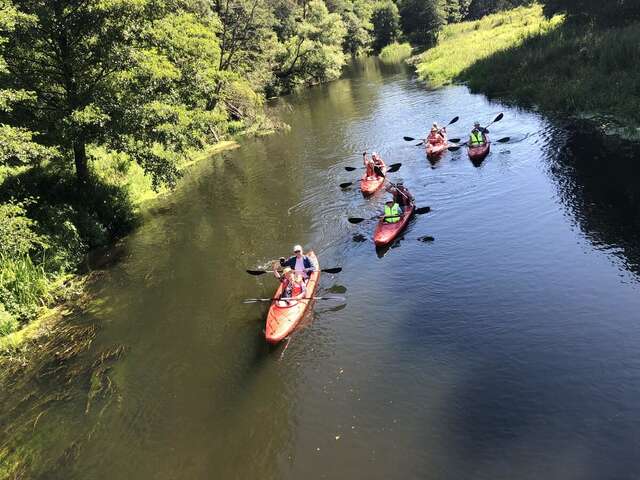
[4,58,640,479]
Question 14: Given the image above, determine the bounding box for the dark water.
[5,58,640,479]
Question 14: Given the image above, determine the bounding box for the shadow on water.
[543,121,640,276]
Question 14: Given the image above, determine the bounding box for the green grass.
[460,20,640,132]
[379,42,413,64]
[415,5,563,87]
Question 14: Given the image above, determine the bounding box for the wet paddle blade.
[403,136,416,142]
[448,145,463,151]
[322,267,342,274]
[344,166,357,171]
[387,164,401,173]
[449,138,461,143]
[448,116,459,125]
[340,182,353,189]
[246,270,267,276]
[414,141,424,147]
[348,217,365,224]
[496,136,510,143]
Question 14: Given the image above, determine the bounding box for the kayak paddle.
[348,206,431,224]
[246,267,343,276]
[243,296,346,304]
[404,116,460,142]
[485,112,504,129]
[340,164,401,188]
[344,162,401,172]
[447,136,510,151]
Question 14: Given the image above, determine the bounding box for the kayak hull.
[265,251,319,344]
[468,135,490,161]
[360,160,387,196]
[373,204,415,247]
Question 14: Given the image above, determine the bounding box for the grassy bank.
[413,5,562,87]
[379,42,413,64]
[413,4,640,137]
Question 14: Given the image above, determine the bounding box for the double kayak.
[360,160,387,196]
[468,136,490,162]
[265,251,319,344]
[373,203,415,247]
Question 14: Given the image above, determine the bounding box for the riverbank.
[412,4,640,140]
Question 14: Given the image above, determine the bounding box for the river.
[3,58,640,479]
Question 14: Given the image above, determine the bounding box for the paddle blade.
[340,182,353,189]
[403,136,416,142]
[493,112,504,123]
[348,217,365,224]
[448,145,462,151]
[387,163,401,173]
[344,166,357,171]
[246,270,267,276]
[496,136,510,143]
[322,267,342,274]
[414,141,424,147]
[448,116,459,125]
[415,206,431,215]
[449,138,461,144]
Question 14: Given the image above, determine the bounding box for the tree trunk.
[73,140,89,183]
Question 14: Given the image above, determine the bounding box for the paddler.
[279,245,316,280]
[272,266,306,306]
[383,199,401,224]
[363,151,385,178]
[427,122,446,145]
[469,121,488,146]
[386,181,414,208]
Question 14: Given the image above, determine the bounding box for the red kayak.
[373,203,415,247]
[468,135,490,161]
[360,159,387,196]
[265,251,319,344]
[426,133,448,158]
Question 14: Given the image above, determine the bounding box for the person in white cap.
[427,122,446,145]
[363,151,385,179]
[279,245,316,280]
[470,121,488,146]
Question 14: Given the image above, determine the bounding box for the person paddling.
[469,121,488,147]
[363,151,385,178]
[383,199,402,224]
[386,181,414,208]
[427,122,446,145]
[273,266,306,306]
[280,245,316,280]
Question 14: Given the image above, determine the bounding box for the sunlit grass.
[380,42,412,64]
[415,5,563,87]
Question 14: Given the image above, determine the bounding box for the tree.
[542,0,640,25]
[371,1,401,52]
[467,0,532,19]
[325,0,374,55]
[398,0,445,47]
[441,0,471,23]
[272,0,347,94]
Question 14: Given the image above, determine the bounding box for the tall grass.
[461,20,640,127]
[380,42,413,64]
[415,5,563,87]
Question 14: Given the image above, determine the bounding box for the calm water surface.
[6,59,640,479]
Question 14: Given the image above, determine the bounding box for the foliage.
[414,4,561,86]
[398,0,445,47]
[0,254,51,323]
[371,1,402,51]
[542,0,640,26]
[326,0,374,55]
[379,42,413,63]
[461,19,640,126]
[467,0,533,19]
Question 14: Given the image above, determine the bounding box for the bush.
[379,42,412,63]
[0,254,52,323]
[0,303,18,336]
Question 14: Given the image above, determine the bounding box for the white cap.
[293,244,303,253]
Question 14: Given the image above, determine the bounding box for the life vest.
[470,130,485,146]
[384,203,401,223]
[283,280,304,298]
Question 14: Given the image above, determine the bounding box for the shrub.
[379,42,413,63]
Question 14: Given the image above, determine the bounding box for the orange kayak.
[468,135,490,162]
[265,251,319,344]
[373,204,415,247]
[426,133,448,158]
[360,160,387,196]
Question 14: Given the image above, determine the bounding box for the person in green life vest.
[383,199,401,223]
[469,121,489,146]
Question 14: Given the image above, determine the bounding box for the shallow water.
[5,58,640,480]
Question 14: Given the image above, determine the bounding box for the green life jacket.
[384,203,401,223]
[470,130,485,146]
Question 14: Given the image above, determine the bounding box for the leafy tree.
[272,0,347,93]
[371,1,401,51]
[467,0,532,19]
[542,0,640,25]
[441,0,471,22]
[398,0,445,47]
[326,0,374,55]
